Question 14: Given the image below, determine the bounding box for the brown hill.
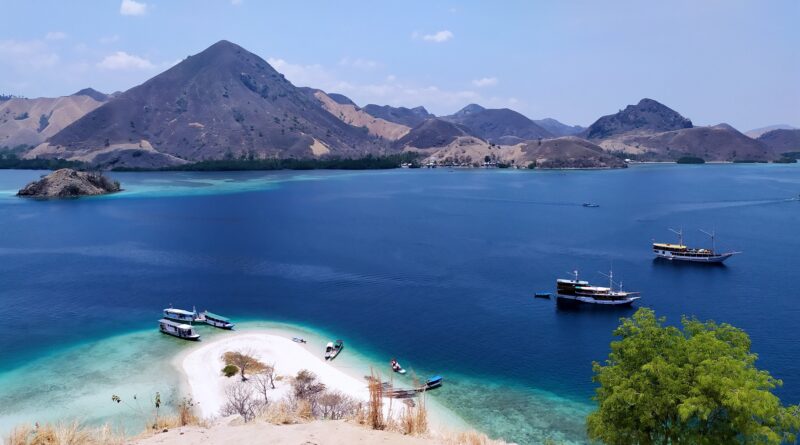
[757,129,800,154]
[602,125,775,161]
[520,137,626,168]
[393,118,475,149]
[361,104,434,127]
[442,104,553,142]
[31,40,384,167]
[0,95,105,149]
[309,90,410,140]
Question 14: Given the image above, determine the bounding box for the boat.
[582,203,600,208]
[325,340,343,360]
[158,318,200,340]
[197,310,234,329]
[163,307,197,323]
[424,375,443,390]
[390,358,407,374]
[652,228,740,263]
[534,292,551,299]
[556,270,640,306]
[292,337,307,343]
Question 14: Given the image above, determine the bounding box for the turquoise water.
[1,165,799,444]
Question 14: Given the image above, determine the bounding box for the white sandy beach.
[176,329,466,431]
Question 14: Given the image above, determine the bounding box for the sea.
[0,164,798,444]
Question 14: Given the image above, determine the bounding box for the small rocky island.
[17,168,121,198]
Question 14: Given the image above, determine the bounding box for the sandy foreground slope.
[134,419,453,445]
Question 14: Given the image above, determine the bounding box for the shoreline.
[171,325,470,434]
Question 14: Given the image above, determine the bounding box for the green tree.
[588,308,800,445]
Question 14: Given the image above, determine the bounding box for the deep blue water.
[1,164,799,443]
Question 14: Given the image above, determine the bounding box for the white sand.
[176,329,467,432]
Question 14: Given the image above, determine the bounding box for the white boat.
[325,340,343,360]
[197,310,234,329]
[159,318,200,340]
[556,270,640,306]
[390,359,407,374]
[653,228,740,263]
[163,307,197,323]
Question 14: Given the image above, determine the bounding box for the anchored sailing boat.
[652,228,740,263]
[556,269,640,306]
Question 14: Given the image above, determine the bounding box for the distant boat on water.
[582,203,600,208]
[556,270,640,306]
[653,228,740,263]
[163,307,197,323]
[197,310,235,329]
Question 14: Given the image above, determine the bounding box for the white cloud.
[97,51,155,70]
[338,57,379,70]
[266,56,519,114]
[472,77,498,87]
[416,30,454,43]
[0,40,59,71]
[120,0,147,16]
[45,31,67,41]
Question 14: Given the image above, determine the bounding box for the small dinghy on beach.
[292,337,307,343]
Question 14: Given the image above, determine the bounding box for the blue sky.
[1,0,797,130]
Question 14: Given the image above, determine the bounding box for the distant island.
[2,40,797,171]
[17,168,120,198]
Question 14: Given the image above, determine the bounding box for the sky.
[0,0,798,130]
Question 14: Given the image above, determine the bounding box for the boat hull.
[654,251,734,263]
[556,293,638,306]
[159,327,200,341]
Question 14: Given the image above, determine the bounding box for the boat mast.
[669,227,684,246]
[700,229,716,253]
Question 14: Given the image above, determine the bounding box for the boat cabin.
[203,311,234,329]
[159,319,200,340]
[163,308,196,323]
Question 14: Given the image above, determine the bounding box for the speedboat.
[390,358,407,374]
[159,318,200,341]
[582,203,599,208]
[325,340,343,360]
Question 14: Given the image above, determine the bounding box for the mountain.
[757,129,800,154]
[1,94,105,149]
[393,118,474,149]
[583,98,692,140]
[745,124,797,139]
[361,104,434,127]
[442,104,553,142]
[520,137,626,168]
[533,118,584,137]
[603,125,775,162]
[72,88,110,102]
[30,40,384,168]
[307,89,410,140]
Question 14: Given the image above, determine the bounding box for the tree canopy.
[588,308,800,445]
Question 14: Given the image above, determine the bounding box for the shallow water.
[1,165,799,443]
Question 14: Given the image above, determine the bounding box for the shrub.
[222,364,239,377]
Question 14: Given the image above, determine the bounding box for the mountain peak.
[71,88,108,102]
[584,98,693,139]
[453,103,486,117]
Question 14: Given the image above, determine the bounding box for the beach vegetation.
[291,369,327,401]
[6,421,124,445]
[222,350,266,381]
[676,156,705,164]
[221,381,261,422]
[588,308,800,445]
[252,369,275,405]
[366,369,386,430]
[318,390,359,420]
[222,364,239,377]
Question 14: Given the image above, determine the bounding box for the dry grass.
[399,395,428,436]
[366,368,385,430]
[6,422,124,445]
[439,430,508,445]
[259,399,309,425]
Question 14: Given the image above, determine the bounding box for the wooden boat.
[424,375,443,390]
[325,340,343,360]
[197,311,234,329]
[163,307,196,323]
[159,318,200,340]
[653,228,740,263]
[556,270,640,306]
[390,358,407,374]
[534,292,551,299]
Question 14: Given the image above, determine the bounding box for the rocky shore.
[17,168,120,198]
